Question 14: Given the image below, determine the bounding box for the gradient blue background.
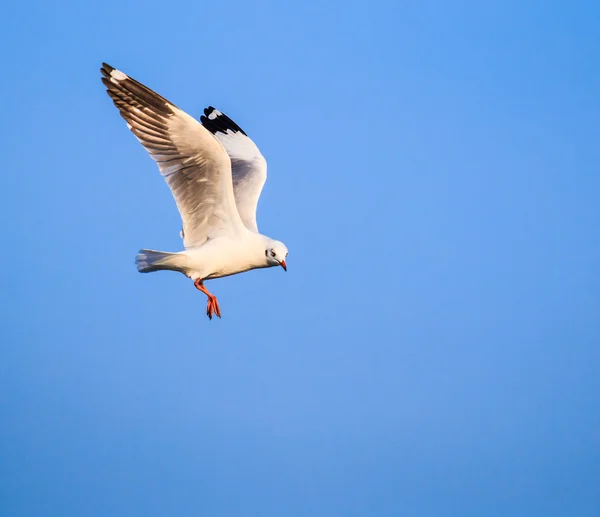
[1,1,599,515]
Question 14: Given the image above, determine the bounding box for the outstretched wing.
[101,64,245,248]
[201,107,267,233]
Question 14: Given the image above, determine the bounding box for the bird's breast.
[184,236,267,281]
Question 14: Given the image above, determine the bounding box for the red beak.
[280,260,287,272]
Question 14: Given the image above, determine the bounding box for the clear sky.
[1,0,599,515]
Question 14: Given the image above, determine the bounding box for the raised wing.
[101,64,245,248]
[201,107,267,233]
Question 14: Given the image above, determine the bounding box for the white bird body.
[138,231,275,281]
[101,63,288,318]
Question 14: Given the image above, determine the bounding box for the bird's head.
[265,240,288,271]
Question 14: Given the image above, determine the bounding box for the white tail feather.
[136,249,184,273]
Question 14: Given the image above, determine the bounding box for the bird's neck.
[246,232,274,269]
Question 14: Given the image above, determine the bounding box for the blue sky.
[1,0,599,515]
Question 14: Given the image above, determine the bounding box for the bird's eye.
[270,249,276,258]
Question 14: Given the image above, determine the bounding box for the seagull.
[100,63,288,319]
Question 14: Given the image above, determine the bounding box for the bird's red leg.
[194,279,222,319]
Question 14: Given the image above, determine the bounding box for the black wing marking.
[200,106,248,136]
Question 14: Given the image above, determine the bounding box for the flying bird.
[100,63,288,319]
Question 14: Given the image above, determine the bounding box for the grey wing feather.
[201,107,267,233]
[101,64,244,248]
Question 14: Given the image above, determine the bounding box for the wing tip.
[100,62,129,85]
[200,107,247,136]
[203,106,221,120]
[100,62,174,117]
